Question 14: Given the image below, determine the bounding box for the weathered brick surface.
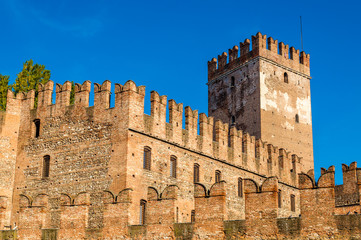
[0,33,359,239]
[208,32,313,173]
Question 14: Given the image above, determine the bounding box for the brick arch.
[59,193,72,206]
[194,183,207,198]
[102,191,115,204]
[260,177,278,192]
[209,180,226,197]
[160,185,179,200]
[243,178,260,194]
[73,192,90,206]
[32,193,49,207]
[116,188,133,203]
[147,187,159,201]
[298,173,315,189]
[317,171,335,188]
[19,194,31,208]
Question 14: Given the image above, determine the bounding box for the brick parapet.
[5,80,303,188]
[208,32,310,81]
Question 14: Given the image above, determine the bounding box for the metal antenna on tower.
[300,16,304,51]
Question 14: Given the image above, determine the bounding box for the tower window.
[143,146,151,170]
[42,155,50,178]
[284,72,288,83]
[34,119,40,138]
[170,155,177,178]
[231,116,235,125]
[291,194,296,212]
[193,163,200,183]
[278,190,282,208]
[230,76,235,87]
[140,200,146,225]
[238,178,243,197]
[295,114,299,123]
[215,170,221,183]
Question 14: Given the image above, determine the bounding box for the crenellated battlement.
[6,80,302,186]
[208,32,310,80]
[299,162,361,192]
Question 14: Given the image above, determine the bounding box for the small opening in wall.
[193,164,200,183]
[43,155,50,178]
[170,156,177,178]
[278,190,282,208]
[191,210,195,223]
[238,178,243,197]
[140,200,146,225]
[34,119,40,138]
[295,114,299,123]
[215,170,221,183]
[231,116,235,125]
[291,194,296,212]
[284,72,288,83]
[231,76,235,87]
[143,146,151,170]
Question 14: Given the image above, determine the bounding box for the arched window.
[191,210,195,223]
[143,146,151,170]
[295,114,299,123]
[140,200,146,225]
[43,155,50,178]
[290,194,296,212]
[230,76,235,87]
[238,178,243,197]
[193,164,200,183]
[215,170,221,183]
[284,72,288,83]
[34,119,40,138]
[170,155,177,178]
[278,190,282,208]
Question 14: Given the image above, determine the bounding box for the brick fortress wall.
[0,33,359,239]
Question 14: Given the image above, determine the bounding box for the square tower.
[208,32,313,172]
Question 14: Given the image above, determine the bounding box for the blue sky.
[1,0,360,183]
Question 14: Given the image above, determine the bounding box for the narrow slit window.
[278,190,282,208]
[295,114,299,123]
[176,207,179,223]
[291,194,296,212]
[193,164,200,183]
[143,146,151,170]
[231,76,235,87]
[231,116,236,125]
[238,178,243,197]
[191,210,195,223]
[43,155,50,178]
[170,155,177,178]
[34,119,40,138]
[140,200,146,225]
[215,170,221,183]
[292,155,296,172]
[284,72,288,83]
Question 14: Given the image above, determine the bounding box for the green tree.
[0,74,10,111]
[70,81,75,105]
[12,60,51,108]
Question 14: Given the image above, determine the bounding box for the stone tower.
[207,32,313,172]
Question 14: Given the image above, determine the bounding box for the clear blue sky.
[1,0,360,184]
